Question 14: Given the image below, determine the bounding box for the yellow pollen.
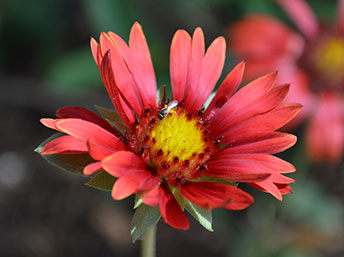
[150,112,204,161]
[315,37,344,82]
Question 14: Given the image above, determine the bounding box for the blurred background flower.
[229,0,344,163]
[1,0,343,257]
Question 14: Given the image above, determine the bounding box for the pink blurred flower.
[230,0,344,163]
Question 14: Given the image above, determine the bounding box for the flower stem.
[141,224,157,257]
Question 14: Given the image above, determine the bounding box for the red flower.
[230,0,344,163]
[40,22,300,230]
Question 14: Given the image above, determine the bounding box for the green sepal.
[86,171,116,191]
[200,176,239,187]
[130,204,161,242]
[157,84,166,103]
[134,194,143,209]
[204,92,216,109]
[95,105,128,133]
[35,132,93,176]
[185,199,213,232]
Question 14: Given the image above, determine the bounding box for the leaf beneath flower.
[86,170,116,191]
[95,105,128,133]
[185,199,213,232]
[130,204,161,242]
[35,133,93,176]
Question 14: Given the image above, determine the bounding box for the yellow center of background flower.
[150,112,204,162]
[315,37,344,84]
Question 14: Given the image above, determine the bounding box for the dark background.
[0,0,343,256]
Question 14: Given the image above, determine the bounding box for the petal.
[159,185,189,230]
[112,171,160,200]
[337,0,344,34]
[306,93,344,163]
[209,71,278,131]
[189,36,226,111]
[40,118,58,130]
[180,181,254,210]
[41,135,88,155]
[99,51,135,125]
[56,106,119,135]
[142,185,161,206]
[277,0,319,39]
[206,158,294,185]
[55,118,126,152]
[222,132,297,155]
[229,14,303,70]
[87,140,117,161]
[128,22,157,109]
[204,61,245,120]
[83,161,102,176]
[214,84,291,135]
[219,104,302,144]
[183,27,205,112]
[170,29,192,102]
[99,33,144,115]
[102,151,147,177]
[90,37,102,67]
[211,153,296,174]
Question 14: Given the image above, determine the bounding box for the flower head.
[39,22,300,230]
[230,0,344,163]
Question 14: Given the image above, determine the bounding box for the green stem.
[141,224,157,257]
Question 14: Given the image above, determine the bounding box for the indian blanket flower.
[230,0,344,163]
[39,22,301,230]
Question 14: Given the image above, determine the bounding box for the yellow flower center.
[314,37,344,84]
[150,112,204,162]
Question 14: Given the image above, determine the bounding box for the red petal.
[276,184,292,195]
[210,71,278,130]
[189,36,226,111]
[55,118,126,152]
[180,181,254,210]
[277,0,319,39]
[183,27,205,112]
[99,34,144,115]
[100,50,137,125]
[87,140,117,161]
[83,161,102,176]
[159,185,189,230]
[229,15,303,74]
[142,185,161,206]
[212,83,290,136]
[204,62,245,120]
[56,106,118,135]
[219,104,302,144]
[170,29,192,102]
[128,22,157,109]
[212,153,296,174]
[337,0,344,34]
[112,171,159,200]
[223,132,297,155]
[90,37,102,67]
[40,118,58,130]
[41,135,88,155]
[306,93,344,163]
[102,151,147,177]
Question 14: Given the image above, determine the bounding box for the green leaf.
[130,204,161,242]
[185,200,213,232]
[86,170,116,191]
[35,133,93,176]
[95,105,128,133]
